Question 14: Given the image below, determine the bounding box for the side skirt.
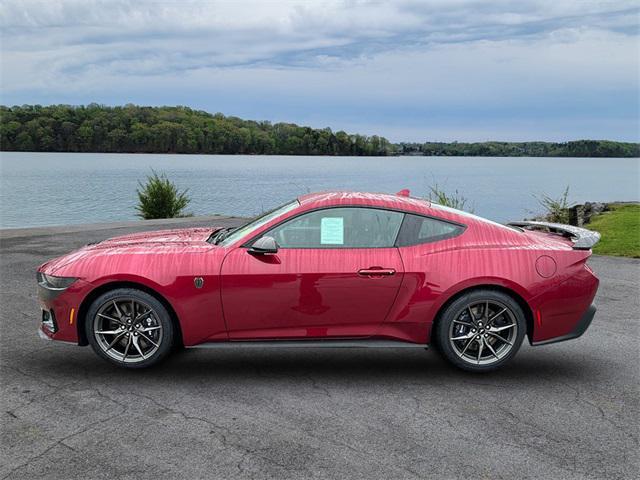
[188,339,429,349]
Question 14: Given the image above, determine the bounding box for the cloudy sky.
[1,0,638,142]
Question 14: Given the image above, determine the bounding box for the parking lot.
[1,218,638,479]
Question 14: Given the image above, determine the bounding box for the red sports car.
[37,191,600,372]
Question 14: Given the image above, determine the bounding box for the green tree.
[1,104,638,157]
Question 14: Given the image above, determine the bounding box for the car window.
[266,207,404,248]
[396,214,464,246]
[218,200,299,246]
[430,203,514,232]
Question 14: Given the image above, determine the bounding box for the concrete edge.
[0,215,243,240]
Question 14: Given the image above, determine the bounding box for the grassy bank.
[589,204,640,258]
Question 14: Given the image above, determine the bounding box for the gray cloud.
[1,0,638,141]
[2,1,637,74]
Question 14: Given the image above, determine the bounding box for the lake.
[0,152,638,229]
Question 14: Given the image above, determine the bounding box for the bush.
[427,183,474,213]
[534,186,571,224]
[136,170,191,219]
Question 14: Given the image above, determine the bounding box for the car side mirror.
[248,236,278,255]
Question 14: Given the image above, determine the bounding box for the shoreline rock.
[531,201,638,227]
[569,202,608,227]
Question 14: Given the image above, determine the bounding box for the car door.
[220,207,405,339]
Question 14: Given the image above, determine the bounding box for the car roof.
[296,191,524,236]
[297,191,433,215]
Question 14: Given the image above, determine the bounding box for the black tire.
[434,289,526,372]
[85,288,175,369]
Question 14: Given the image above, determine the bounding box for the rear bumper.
[528,259,599,343]
[531,304,596,346]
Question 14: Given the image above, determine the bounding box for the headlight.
[37,272,78,290]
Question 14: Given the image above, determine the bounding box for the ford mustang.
[37,191,600,372]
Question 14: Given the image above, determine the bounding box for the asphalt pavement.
[1,218,638,479]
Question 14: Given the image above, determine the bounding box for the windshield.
[217,200,299,246]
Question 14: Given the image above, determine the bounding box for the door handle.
[358,267,396,277]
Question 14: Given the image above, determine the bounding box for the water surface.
[1,152,638,228]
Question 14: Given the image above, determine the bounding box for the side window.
[396,214,464,246]
[266,208,404,248]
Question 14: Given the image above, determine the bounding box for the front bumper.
[37,278,93,344]
[531,304,596,346]
[38,327,52,341]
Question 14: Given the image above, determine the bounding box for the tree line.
[396,140,639,158]
[1,104,638,157]
[0,104,392,156]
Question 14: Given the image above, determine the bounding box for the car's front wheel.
[434,289,526,372]
[86,288,174,368]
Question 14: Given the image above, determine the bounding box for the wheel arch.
[77,281,184,348]
[431,284,534,345]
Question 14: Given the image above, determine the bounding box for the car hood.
[39,227,222,275]
[91,227,217,248]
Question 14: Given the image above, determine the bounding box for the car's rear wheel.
[434,289,526,372]
[85,288,174,369]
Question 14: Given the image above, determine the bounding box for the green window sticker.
[320,217,344,245]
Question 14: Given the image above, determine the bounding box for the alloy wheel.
[448,300,518,366]
[93,297,163,363]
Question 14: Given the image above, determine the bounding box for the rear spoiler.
[507,221,601,250]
